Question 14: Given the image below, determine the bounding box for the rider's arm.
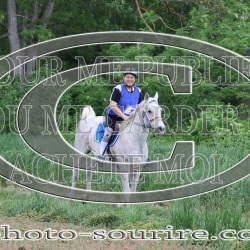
[109,101,129,120]
[109,87,129,120]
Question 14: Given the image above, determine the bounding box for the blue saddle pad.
[95,122,119,147]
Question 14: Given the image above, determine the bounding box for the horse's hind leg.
[72,168,79,188]
[72,151,90,188]
[70,155,82,200]
[72,154,84,188]
[86,170,92,190]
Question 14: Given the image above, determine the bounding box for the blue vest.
[106,83,140,116]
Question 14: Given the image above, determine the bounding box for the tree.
[179,0,250,117]
[6,0,54,87]
[7,0,22,76]
[134,0,194,33]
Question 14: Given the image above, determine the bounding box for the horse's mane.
[127,100,145,121]
[128,97,158,121]
[116,96,158,130]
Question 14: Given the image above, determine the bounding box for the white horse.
[72,92,165,202]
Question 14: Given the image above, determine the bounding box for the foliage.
[136,0,194,32]
[184,0,250,53]
[20,26,54,43]
[1,0,250,123]
[0,11,4,23]
[186,103,250,145]
[0,82,26,133]
[1,2,250,249]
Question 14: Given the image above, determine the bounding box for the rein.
[133,111,162,129]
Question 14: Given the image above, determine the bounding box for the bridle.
[128,99,162,128]
[133,100,162,129]
[149,116,162,122]
[141,111,162,128]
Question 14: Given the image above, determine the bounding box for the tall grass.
[1,132,248,191]
[1,133,250,249]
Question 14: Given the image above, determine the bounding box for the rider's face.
[124,74,136,87]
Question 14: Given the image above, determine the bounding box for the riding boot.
[99,141,108,159]
[99,127,113,159]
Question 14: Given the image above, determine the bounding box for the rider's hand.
[122,114,130,121]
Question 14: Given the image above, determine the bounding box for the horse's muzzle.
[155,125,165,134]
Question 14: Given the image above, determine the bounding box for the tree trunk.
[7,0,23,80]
[42,1,55,27]
[7,0,55,85]
[24,1,55,79]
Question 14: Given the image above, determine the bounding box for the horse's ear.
[154,92,158,101]
[144,93,149,101]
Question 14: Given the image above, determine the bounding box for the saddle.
[95,122,119,147]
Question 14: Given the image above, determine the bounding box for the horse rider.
[99,67,142,158]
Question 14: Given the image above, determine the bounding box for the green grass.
[0,133,250,249]
[1,132,248,191]
[1,185,250,249]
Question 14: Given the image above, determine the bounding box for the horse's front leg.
[129,158,145,192]
[118,172,132,207]
[120,173,131,193]
[130,170,142,192]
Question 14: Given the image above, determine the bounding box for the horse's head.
[142,92,165,134]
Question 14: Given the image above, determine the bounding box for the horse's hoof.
[98,155,105,160]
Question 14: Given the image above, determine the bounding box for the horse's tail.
[81,106,96,120]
